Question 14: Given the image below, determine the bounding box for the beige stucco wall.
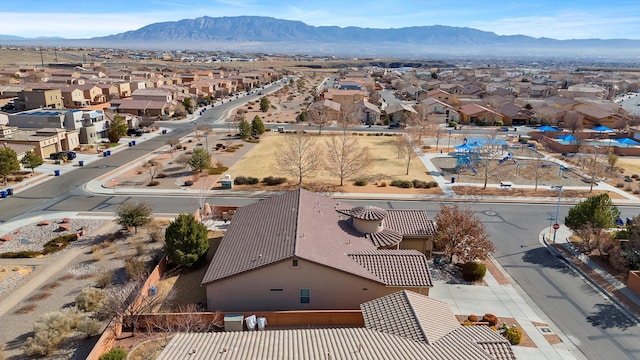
[400,236,434,257]
[205,258,428,312]
[353,218,383,233]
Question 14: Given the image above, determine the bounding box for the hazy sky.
[2,0,640,40]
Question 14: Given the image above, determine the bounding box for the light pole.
[447,129,453,152]
[551,185,563,244]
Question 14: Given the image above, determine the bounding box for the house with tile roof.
[156,290,515,360]
[201,189,435,312]
[459,103,504,125]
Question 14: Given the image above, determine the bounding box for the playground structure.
[455,152,479,174]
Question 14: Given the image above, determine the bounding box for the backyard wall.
[628,271,640,296]
[132,310,364,332]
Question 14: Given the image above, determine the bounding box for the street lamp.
[551,185,563,244]
[447,129,453,152]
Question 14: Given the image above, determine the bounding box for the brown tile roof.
[348,250,433,287]
[338,205,387,220]
[202,189,383,285]
[385,209,437,236]
[366,228,403,247]
[361,290,459,344]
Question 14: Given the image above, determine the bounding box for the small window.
[292,259,298,267]
[300,288,310,304]
[270,288,283,292]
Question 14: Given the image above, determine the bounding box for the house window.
[300,288,310,304]
[270,288,283,292]
[292,259,298,267]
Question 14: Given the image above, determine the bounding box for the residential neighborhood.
[1,45,640,360]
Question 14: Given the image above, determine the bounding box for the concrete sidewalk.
[430,257,586,360]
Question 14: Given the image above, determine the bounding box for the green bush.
[448,121,458,127]
[390,179,413,188]
[207,166,229,175]
[494,120,504,126]
[99,348,127,360]
[478,119,488,126]
[412,179,428,188]
[462,261,487,282]
[234,176,249,185]
[42,234,77,255]
[504,326,523,345]
[379,181,387,187]
[262,176,287,185]
[482,313,499,327]
[75,287,106,312]
[428,181,438,188]
[0,251,41,258]
[354,179,368,186]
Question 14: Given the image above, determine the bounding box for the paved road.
[346,200,640,360]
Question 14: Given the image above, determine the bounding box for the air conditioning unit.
[224,313,244,332]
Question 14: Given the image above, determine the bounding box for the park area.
[107,131,443,195]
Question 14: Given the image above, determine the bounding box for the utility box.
[221,174,233,189]
[224,313,244,332]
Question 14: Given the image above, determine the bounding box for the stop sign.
[553,223,560,230]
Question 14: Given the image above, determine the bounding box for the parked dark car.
[388,122,400,128]
[127,128,144,136]
[50,151,76,160]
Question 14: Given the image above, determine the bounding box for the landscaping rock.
[37,220,51,226]
[0,235,12,242]
[58,224,70,232]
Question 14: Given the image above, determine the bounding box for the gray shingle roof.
[348,250,433,287]
[361,290,460,344]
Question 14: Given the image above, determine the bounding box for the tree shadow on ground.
[586,303,637,330]
[521,246,572,273]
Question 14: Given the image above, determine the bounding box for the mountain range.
[3,16,640,59]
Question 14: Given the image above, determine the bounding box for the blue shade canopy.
[537,125,558,132]
[455,143,474,151]
[559,134,577,142]
[616,138,640,146]
[592,125,613,132]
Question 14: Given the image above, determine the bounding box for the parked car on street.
[50,151,76,160]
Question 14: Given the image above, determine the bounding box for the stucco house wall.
[206,258,427,312]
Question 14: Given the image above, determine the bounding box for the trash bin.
[451,177,455,183]
[148,286,157,296]
[161,129,167,135]
[128,141,133,147]
[54,170,61,176]
[0,190,6,199]
[104,150,111,157]
[78,160,84,167]
[131,140,136,146]
[6,188,13,196]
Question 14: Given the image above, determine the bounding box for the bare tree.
[434,204,495,263]
[143,160,159,184]
[523,152,553,191]
[396,130,422,175]
[337,102,360,134]
[562,111,584,134]
[607,152,619,174]
[166,138,180,158]
[307,106,330,134]
[585,146,607,192]
[274,129,322,185]
[324,133,372,186]
[476,131,505,189]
